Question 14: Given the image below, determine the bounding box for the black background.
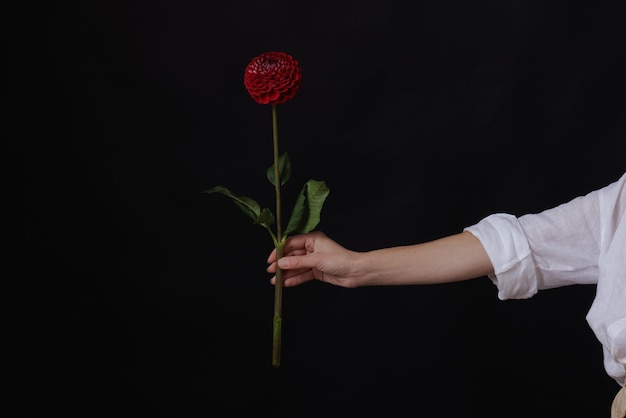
[5,1,626,417]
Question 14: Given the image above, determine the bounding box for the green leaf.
[284,179,330,236]
[255,207,276,230]
[267,152,291,186]
[202,185,261,222]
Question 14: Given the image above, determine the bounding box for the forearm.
[355,231,494,286]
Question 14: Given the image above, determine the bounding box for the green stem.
[271,104,284,367]
[272,105,283,245]
[272,242,284,367]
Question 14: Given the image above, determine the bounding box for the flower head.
[244,52,302,105]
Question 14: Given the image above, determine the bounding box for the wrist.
[351,250,380,287]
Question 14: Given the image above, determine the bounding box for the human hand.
[266,231,362,288]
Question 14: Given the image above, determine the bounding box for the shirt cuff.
[609,317,626,366]
[465,213,538,300]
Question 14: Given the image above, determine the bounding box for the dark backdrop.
[5,1,626,417]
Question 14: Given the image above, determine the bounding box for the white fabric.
[464,172,626,386]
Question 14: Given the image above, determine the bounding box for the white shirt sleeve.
[464,183,605,300]
[464,172,626,385]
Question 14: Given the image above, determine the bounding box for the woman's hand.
[266,231,363,288]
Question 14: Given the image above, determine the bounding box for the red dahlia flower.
[244,51,302,105]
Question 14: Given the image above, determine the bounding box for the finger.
[278,253,322,271]
[270,270,315,287]
[281,234,312,254]
[268,245,308,264]
[268,248,306,269]
[265,262,311,278]
[269,265,312,281]
[267,247,278,263]
[284,274,315,287]
[282,248,307,257]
